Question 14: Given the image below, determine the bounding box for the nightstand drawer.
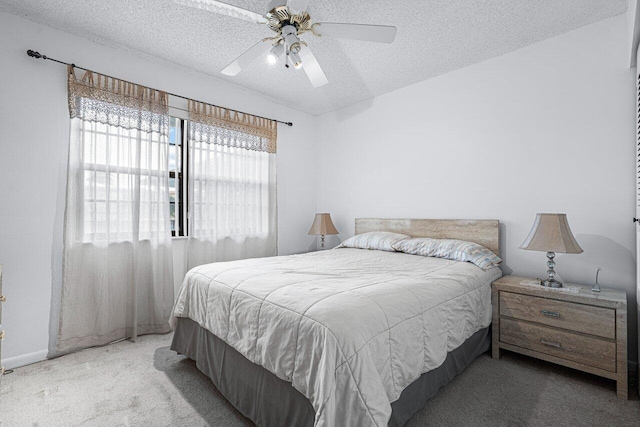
[499,291,615,339]
[500,318,616,372]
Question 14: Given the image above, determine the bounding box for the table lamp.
[520,213,583,288]
[308,213,339,250]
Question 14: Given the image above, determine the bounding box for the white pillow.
[336,231,411,252]
[392,238,502,270]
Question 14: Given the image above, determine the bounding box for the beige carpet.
[1,333,638,426]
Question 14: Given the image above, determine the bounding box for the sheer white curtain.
[56,67,174,353]
[187,101,277,268]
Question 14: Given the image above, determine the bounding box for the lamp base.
[541,278,563,288]
[541,251,562,288]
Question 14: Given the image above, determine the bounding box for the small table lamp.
[520,213,583,288]
[308,213,339,250]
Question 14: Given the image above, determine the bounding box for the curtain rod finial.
[27,49,43,59]
[27,50,48,60]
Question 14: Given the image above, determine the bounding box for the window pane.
[168,117,182,235]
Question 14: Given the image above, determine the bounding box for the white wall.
[317,14,638,363]
[0,11,318,368]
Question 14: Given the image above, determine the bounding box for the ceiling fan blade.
[287,0,310,14]
[221,39,273,76]
[314,22,397,43]
[174,0,267,24]
[298,46,328,88]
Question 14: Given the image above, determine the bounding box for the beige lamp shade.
[308,213,339,236]
[520,213,583,254]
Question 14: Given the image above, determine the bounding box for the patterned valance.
[67,65,169,133]
[188,100,277,154]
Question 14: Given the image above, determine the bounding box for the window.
[189,139,272,237]
[79,113,272,241]
[78,119,168,242]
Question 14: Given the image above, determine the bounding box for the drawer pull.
[0,330,4,340]
[0,295,5,302]
[541,310,560,318]
[541,339,561,348]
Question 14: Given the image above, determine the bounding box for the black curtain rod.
[26,49,293,127]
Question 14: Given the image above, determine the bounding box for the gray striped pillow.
[392,238,502,270]
[336,232,411,252]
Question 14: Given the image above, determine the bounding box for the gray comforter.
[171,248,501,426]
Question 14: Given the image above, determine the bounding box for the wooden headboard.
[355,218,500,256]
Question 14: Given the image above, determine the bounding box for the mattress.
[171,248,502,427]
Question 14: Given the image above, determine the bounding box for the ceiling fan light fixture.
[267,43,284,64]
[289,51,302,69]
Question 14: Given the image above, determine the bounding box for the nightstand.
[492,275,628,399]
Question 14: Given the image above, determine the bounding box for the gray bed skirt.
[171,318,490,426]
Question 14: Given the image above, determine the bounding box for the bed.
[170,218,502,426]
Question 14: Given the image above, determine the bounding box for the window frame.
[170,117,189,237]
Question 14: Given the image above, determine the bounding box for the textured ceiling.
[1,0,628,115]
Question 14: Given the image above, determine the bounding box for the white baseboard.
[2,349,48,370]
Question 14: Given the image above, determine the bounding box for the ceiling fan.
[174,0,397,87]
